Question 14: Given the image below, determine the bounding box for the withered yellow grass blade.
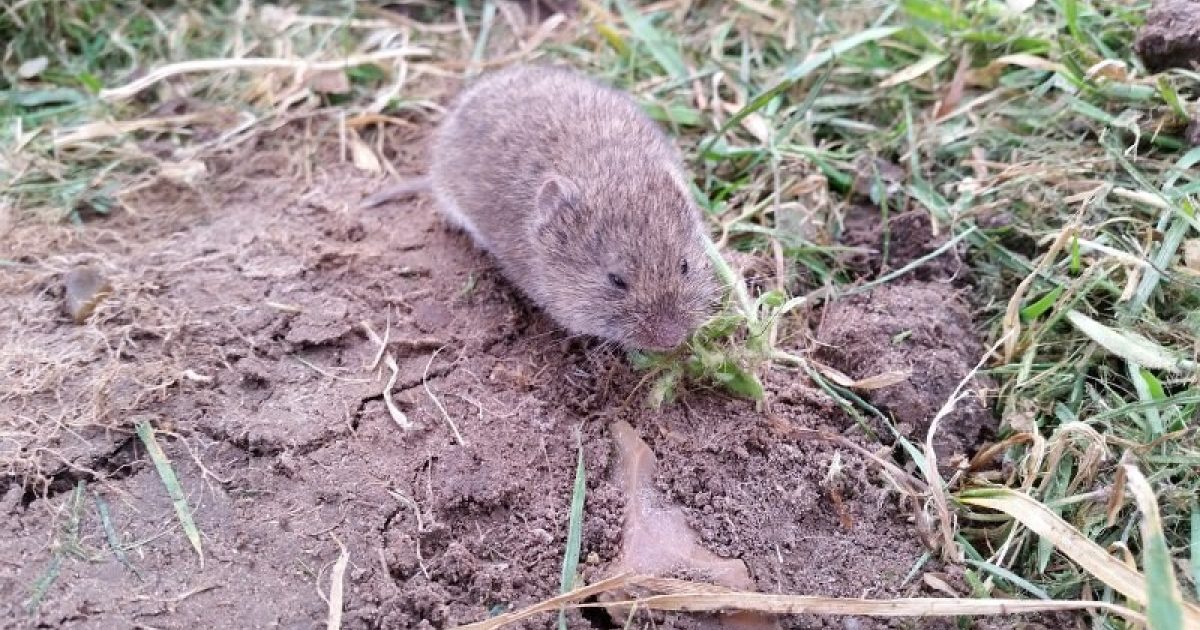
[456,574,632,630]
[453,573,1143,630]
[960,486,1200,628]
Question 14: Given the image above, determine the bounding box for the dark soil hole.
[580,597,619,629]
[18,435,140,506]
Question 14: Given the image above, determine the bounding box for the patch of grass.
[558,0,1200,624]
[0,0,437,221]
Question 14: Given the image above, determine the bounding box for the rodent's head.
[528,168,720,351]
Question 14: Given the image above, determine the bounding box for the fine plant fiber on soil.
[3,0,1200,628]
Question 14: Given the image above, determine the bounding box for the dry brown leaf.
[1002,224,1075,361]
[258,4,298,29]
[1085,60,1128,82]
[53,113,219,147]
[811,360,910,390]
[720,101,770,143]
[345,113,418,129]
[880,54,947,89]
[100,49,431,101]
[934,52,970,119]
[325,536,349,630]
[922,573,961,597]
[991,53,1065,73]
[605,421,776,629]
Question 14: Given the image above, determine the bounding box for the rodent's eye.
[680,258,689,275]
[607,272,628,291]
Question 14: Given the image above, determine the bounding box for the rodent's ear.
[531,176,581,240]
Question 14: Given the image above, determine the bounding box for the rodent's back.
[429,65,682,264]
[428,65,716,350]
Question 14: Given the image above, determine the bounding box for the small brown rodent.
[367,64,718,350]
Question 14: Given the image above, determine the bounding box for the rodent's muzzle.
[639,316,691,351]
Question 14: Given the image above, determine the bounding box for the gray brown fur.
[387,64,718,350]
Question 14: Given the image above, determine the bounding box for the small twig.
[293,356,373,383]
[365,313,391,372]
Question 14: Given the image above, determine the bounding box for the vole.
[364,64,718,351]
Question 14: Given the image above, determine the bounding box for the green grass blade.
[1020,287,1064,321]
[1125,464,1186,630]
[964,559,1052,600]
[1165,146,1200,190]
[1066,310,1194,373]
[711,358,763,400]
[64,480,86,555]
[467,1,498,77]
[1192,504,1199,601]
[136,420,203,566]
[93,490,142,580]
[614,0,688,80]
[25,554,62,615]
[558,435,587,630]
[25,483,85,614]
[705,26,901,151]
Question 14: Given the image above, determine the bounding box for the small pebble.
[63,266,112,323]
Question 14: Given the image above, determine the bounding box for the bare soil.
[2,127,1021,629]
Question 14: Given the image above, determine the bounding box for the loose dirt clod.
[1134,0,1200,72]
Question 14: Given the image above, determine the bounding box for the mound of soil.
[814,283,994,463]
[1,128,1001,629]
[1134,0,1200,73]
[820,190,993,465]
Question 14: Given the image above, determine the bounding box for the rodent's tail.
[359,175,432,209]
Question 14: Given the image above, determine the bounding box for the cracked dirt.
[0,126,1024,629]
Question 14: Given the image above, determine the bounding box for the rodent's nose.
[643,318,689,351]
